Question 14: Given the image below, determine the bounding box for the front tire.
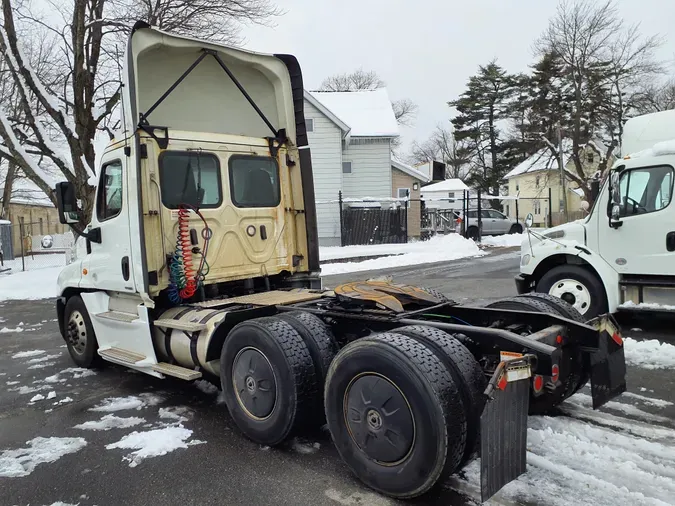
[325,333,467,499]
[63,295,102,368]
[509,224,523,234]
[536,265,607,319]
[465,226,479,241]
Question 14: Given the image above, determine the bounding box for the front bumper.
[514,273,532,294]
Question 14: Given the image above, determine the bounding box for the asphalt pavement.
[1,251,673,506]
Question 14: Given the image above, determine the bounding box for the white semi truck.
[54,22,627,502]
[517,110,675,319]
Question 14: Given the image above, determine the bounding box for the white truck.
[517,109,675,319]
[53,22,627,502]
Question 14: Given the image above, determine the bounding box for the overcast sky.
[241,0,675,153]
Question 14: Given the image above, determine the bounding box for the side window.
[159,152,221,209]
[466,210,478,219]
[488,210,504,219]
[617,165,674,217]
[229,156,280,208]
[480,210,491,219]
[97,160,123,221]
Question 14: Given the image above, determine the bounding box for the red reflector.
[612,332,623,346]
[551,364,560,383]
[497,373,508,391]
[533,375,544,393]
[556,335,563,344]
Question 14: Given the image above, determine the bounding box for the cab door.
[597,162,675,276]
[82,151,136,292]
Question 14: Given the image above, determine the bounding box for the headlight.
[521,254,531,266]
[544,230,565,239]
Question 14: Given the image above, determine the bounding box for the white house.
[419,178,470,210]
[303,88,400,246]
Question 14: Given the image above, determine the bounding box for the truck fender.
[531,250,620,313]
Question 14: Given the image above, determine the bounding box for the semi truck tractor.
[55,22,626,502]
[517,110,675,320]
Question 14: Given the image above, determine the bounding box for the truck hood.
[121,21,301,144]
[522,220,587,252]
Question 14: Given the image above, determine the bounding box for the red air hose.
[177,207,198,299]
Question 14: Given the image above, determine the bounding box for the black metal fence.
[338,192,408,246]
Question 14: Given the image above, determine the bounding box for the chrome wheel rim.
[67,310,87,355]
[548,279,592,315]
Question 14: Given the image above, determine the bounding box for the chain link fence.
[0,221,74,273]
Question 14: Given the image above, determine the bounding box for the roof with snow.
[0,165,54,208]
[308,89,399,138]
[391,158,430,182]
[504,140,573,179]
[420,178,470,193]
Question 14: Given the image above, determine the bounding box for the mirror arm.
[67,223,102,243]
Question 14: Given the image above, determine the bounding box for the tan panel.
[194,289,324,308]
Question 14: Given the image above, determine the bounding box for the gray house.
[303,89,399,246]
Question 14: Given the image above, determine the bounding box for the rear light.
[551,364,560,383]
[532,375,544,393]
[556,335,563,344]
[611,332,623,346]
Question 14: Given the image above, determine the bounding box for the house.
[391,158,430,239]
[419,178,471,210]
[503,142,612,227]
[303,88,400,246]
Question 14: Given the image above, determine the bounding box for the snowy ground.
[479,232,526,248]
[0,266,62,301]
[1,294,674,505]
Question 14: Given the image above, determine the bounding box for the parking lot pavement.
[1,254,674,506]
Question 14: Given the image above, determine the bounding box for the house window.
[448,191,455,203]
[535,176,540,188]
[397,188,410,199]
[342,161,352,174]
[305,118,314,133]
[515,183,519,192]
[587,152,594,163]
[534,200,541,214]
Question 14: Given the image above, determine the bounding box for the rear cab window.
[159,151,221,209]
[229,156,280,208]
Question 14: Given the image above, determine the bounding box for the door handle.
[667,232,675,252]
[121,256,130,281]
[260,225,267,240]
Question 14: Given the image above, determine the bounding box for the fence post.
[338,191,345,247]
[404,190,409,244]
[515,198,519,225]
[476,189,482,242]
[19,220,25,271]
[548,187,553,228]
[462,190,467,236]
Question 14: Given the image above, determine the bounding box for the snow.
[505,141,573,178]
[74,414,145,431]
[90,393,163,412]
[478,233,526,248]
[419,178,470,193]
[619,301,675,311]
[0,267,62,301]
[46,391,56,400]
[0,437,87,477]
[61,367,97,379]
[624,338,675,370]
[320,234,485,275]
[627,139,675,159]
[56,397,73,405]
[27,354,61,364]
[29,394,45,402]
[1,326,24,333]
[158,407,190,423]
[12,350,45,359]
[309,89,399,137]
[105,426,204,468]
[622,392,674,408]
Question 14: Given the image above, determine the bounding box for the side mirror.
[55,181,81,224]
[608,171,623,229]
[525,213,533,229]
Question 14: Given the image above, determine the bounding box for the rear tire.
[325,333,467,498]
[277,311,338,424]
[63,295,102,369]
[220,316,317,445]
[516,293,585,323]
[536,265,607,319]
[394,325,486,466]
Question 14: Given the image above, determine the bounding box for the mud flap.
[588,315,627,409]
[480,359,531,502]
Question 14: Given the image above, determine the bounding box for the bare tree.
[392,98,418,127]
[0,0,281,223]
[318,68,385,92]
[632,78,675,114]
[410,125,471,179]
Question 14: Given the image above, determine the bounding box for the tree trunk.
[1,160,15,219]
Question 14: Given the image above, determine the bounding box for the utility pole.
[558,125,569,223]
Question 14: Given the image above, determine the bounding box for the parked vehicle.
[456,209,523,239]
[516,109,675,319]
[54,22,626,503]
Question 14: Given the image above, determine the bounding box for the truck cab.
[517,110,675,319]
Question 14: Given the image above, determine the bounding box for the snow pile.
[90,393,163,412]
[0,326,24,333]
[624,338,675,370]
[0,267,62,301]
[60,367,97,379]
[620,301,675,311]
[479,233,526,248]
[12,349,45,359]
[29,394,45,403]
[623,392,673,408]
[158,407,191,423]
[0,437,87,477]
[321,234,485,276]
[106,426,204,468]
[75,414,145,431]
[27,354,61,364]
